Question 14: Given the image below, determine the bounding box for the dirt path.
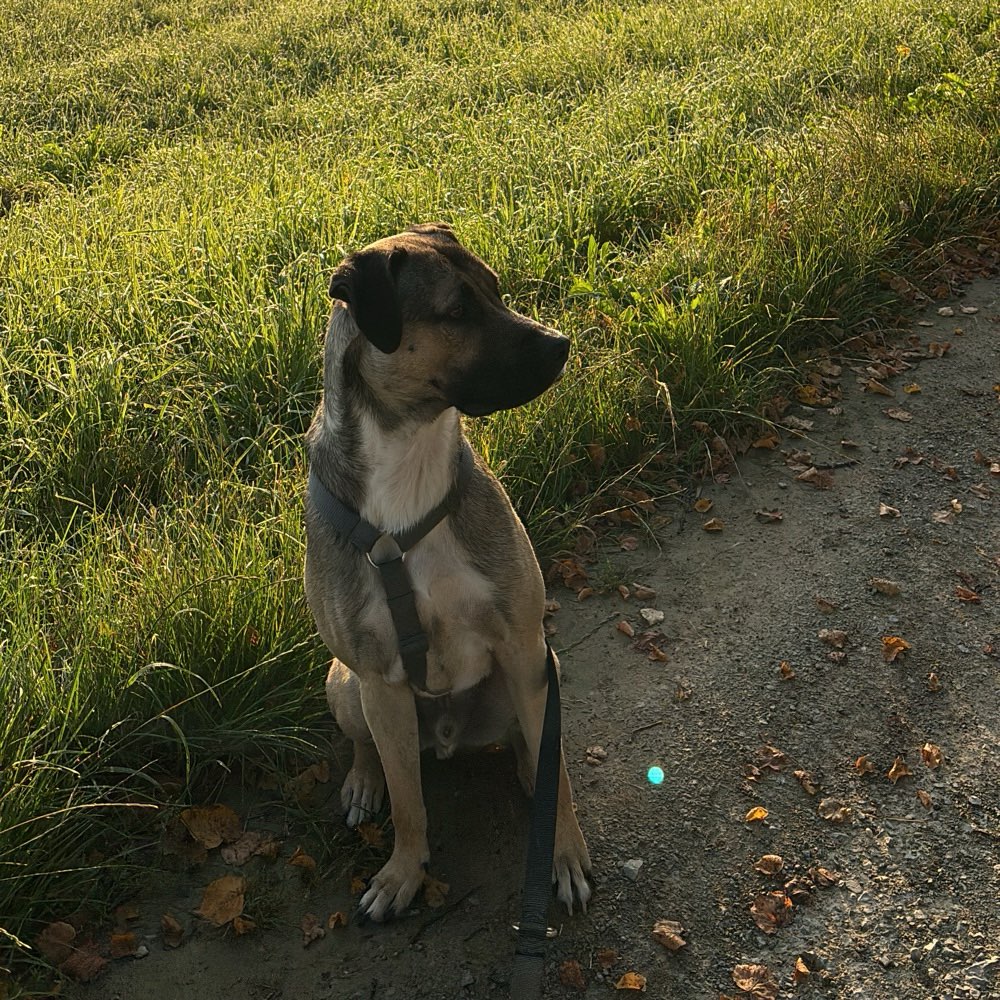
[79,278,998,1000]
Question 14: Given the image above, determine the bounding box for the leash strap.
[307,446,473,692]
[509,642,561,1000]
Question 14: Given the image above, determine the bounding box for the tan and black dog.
[304,223,591,922]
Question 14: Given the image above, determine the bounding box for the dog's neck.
[310,305,464,535]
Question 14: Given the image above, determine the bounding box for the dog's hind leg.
[326,660,386,828]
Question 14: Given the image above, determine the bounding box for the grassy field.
[1,0,997,975]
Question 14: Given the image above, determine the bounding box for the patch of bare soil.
[69,279,998,1000]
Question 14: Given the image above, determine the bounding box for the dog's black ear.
[407,221,458,243]
[328,248,406,354]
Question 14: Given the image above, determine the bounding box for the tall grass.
[1,0,998,972]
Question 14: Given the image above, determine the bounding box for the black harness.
[308,447,562,999]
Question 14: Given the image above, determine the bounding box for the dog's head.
[327,223,569,417]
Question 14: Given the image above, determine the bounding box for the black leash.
[509,641,561,1000]
[308,451,562,998]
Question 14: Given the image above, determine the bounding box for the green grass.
[1,0,998,977]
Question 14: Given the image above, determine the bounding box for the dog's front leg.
[502,638,592,914]
[356,673,429,921]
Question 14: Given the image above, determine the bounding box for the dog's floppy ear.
[328,248,406,354]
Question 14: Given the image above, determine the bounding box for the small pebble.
[622,858,643,881]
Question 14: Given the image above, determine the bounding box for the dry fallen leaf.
[887,756,913,784]
[818,798,852,823]
[702,517,724,532]
[903,382,922,394]
[632,583,656,601]
[818,629,847,650]
[853,756,876,776]
[356,822,385,850]
[232,915,257,936]
[327,911,348,929]
[809,866,840,887]
[221,830,281,866]
[753,854,784,876]
[932,508,956,525]
[745,806,769,823]
[758,745,787,771]
[35,921,77,964]
[694,497,714,513]
[179,804,243,850]
[161,912,184,949]
[301,913,325,947]
[879,502,901,518]
[795,467,834,489]
[793,769,820,795]
[59,943,108,983]
[750,892,793,934]
[109,932,138,959]
[778,661,796,680]
[927,672,942,691]
[732,962,778,1000]
[614,971,647,991]
[814,596,838,613]
[754,509,784,523]
[921,743,943,768]
[865,378,894,396]
[596,948,618,970]
[882,636,911,663]
[559,959,587,991]
[193,875,246,926]
[884,407,913,422]
[422,874,450,908]
[619,535,639,551]
[955,586,981,603]
[616,620,635,638]
[651,919,687,951]
[870,577,901,596]
[287,846,317,873]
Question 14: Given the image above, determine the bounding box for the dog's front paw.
[553,823,592,915]
[340,754,386,828]
[358,851,427,922]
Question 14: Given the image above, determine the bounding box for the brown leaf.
[651,919,686,951]
[109,932,138,959]
[853,755,876,775]
[221,830,281,866]
[927,672,942,691]
[327,911,348,929]
[732,962,778,999]
[559,959,587,991]
[577,586,595,600]
[631,583,656,600]
[887,756,913,783]
[59,944,108,983]
[870,577,901,596]
[927,341,951,357]
[818,798,852,823]
[161,815,208,866]
[179,804,243,850]
[921,743,943,768]
[808,866,840,887]
[813,596,837,614]
[758,745,787,771]
[903,382,922,393]
[917,789,933,810]
[161,913,184,948]
[287,846,317,873]
[753,854,784,875]
[955,586,981,603]
[745,806,769,823]
[931,508,956,524]
[616,620,635,638]
[795,467,834,489]
[754,508,784,523]
[793,769,820,795]
[35,921,77,964]
[422,874,449,908]
[356,822,386,850]
[783,875,815,904]
[595,948,618,970]
[750,892,793,934]
[884,407,913,422]
[778,660,795,680]
[818,629,847,650]
[882,636,911,662]
[693,497,714,513]
[865,378,894,396]
[619,535,639,551]
[793,956,811,983]
[752,433,780,449]
[301,913,325,947]
[614,971,647,991]
[232,915,257,936]
[879,502,901,517]
[617,583,631,601]
[193,874,246,926]
[702,517,724,532]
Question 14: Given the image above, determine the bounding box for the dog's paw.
[340,762,386,828]
[357,852,426,922]
[553,826,592,915]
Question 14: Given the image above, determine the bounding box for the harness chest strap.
[307,444,474,692]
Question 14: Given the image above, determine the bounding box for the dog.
[304,222,592,922]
